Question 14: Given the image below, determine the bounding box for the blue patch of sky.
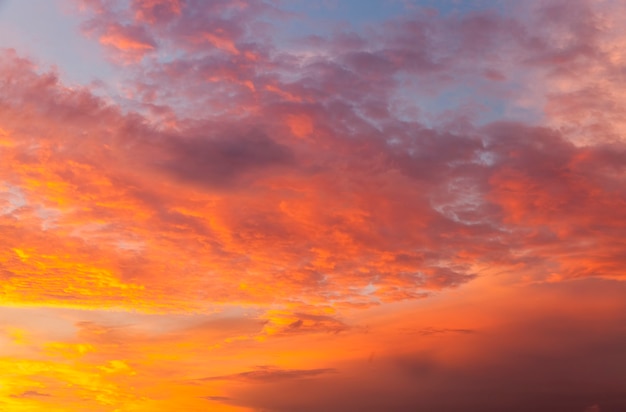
[271,1,538,127]
[0,0,118,87]
[276,0,507,35]
[404,84,543,127]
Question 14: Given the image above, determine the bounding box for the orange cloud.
[3,0,626,410]
[98,24,156,62]
[286,114,313,138]
[200,32,240,55]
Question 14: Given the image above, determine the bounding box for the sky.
[0,0,626,411]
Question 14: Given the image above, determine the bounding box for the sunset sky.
[1,0,626,411]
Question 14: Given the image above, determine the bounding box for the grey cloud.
[161,129,294,189]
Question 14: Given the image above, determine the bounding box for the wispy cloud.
[199,366,337,383]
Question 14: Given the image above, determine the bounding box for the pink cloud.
[132,0,183,24]
[99,23,156,53]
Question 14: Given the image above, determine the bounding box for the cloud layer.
[1,0,626,410]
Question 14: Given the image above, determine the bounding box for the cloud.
[2,1,626,410]
[199,366,337,383]
[261,312,349,336]
[10,391,52,399]
[159,128,295,189]
[1,1,626,410]
[2,0,626,314]
[220,279,626,412]
[202,395,232,401]
[99,23,156,53]
[1,0,625,317]
[412,327,476,336]
[132,0,183,24]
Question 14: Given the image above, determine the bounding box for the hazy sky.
[1,1,626,411]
